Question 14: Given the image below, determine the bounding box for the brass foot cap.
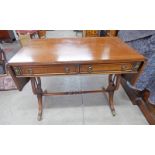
[112,110,116,116]
[37,113,42,121]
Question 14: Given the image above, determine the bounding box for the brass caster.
[37,112,42,121]
[112,110,116,116]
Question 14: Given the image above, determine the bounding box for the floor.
[0,30,148,124]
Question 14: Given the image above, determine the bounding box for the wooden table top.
[9,37,145,65]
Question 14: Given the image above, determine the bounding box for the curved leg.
[105,74,121,116]
[31,77,43,121]
[37,94,42,121]
[108,91,116,116]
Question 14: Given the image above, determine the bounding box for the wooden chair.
[16,30,39,39]
[82,30,118,37]
[83,30,100,37]
[16,30,40,47]
[38,30,46,38]
[121,77,155,125]
[106,30,118,36]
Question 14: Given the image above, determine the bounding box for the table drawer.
[13,65,78,76]
[80,63,133,73]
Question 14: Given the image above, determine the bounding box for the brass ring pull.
[133,62,140,71]
[27,68,33,74]
[121,64,128,71]
[88,65,93,73]
[65,67,70,73]
[14,67,21,75]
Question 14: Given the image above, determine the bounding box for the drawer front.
[80,63,133,73]
[13,65,78,76]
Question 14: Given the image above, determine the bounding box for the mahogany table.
[7,37,146,121]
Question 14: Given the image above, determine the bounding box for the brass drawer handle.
[14,67,21,75]
[121,64,128,71]
[27,68,33,74]
[88,65,93,73]
[65,67,70,73]
[133,62,141,71]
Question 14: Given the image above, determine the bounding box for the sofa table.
[7,37,145,121]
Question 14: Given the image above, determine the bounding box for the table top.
[9,37,145,65]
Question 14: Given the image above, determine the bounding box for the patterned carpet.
[0,41,21,90]
[0,41,21,73]
[0,75,17,90]
[0,66,4,74]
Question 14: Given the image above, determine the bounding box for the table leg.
[104,74,121,116]
[31,77,43,121]
[30,75,120,120]
[37,94,42,121]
